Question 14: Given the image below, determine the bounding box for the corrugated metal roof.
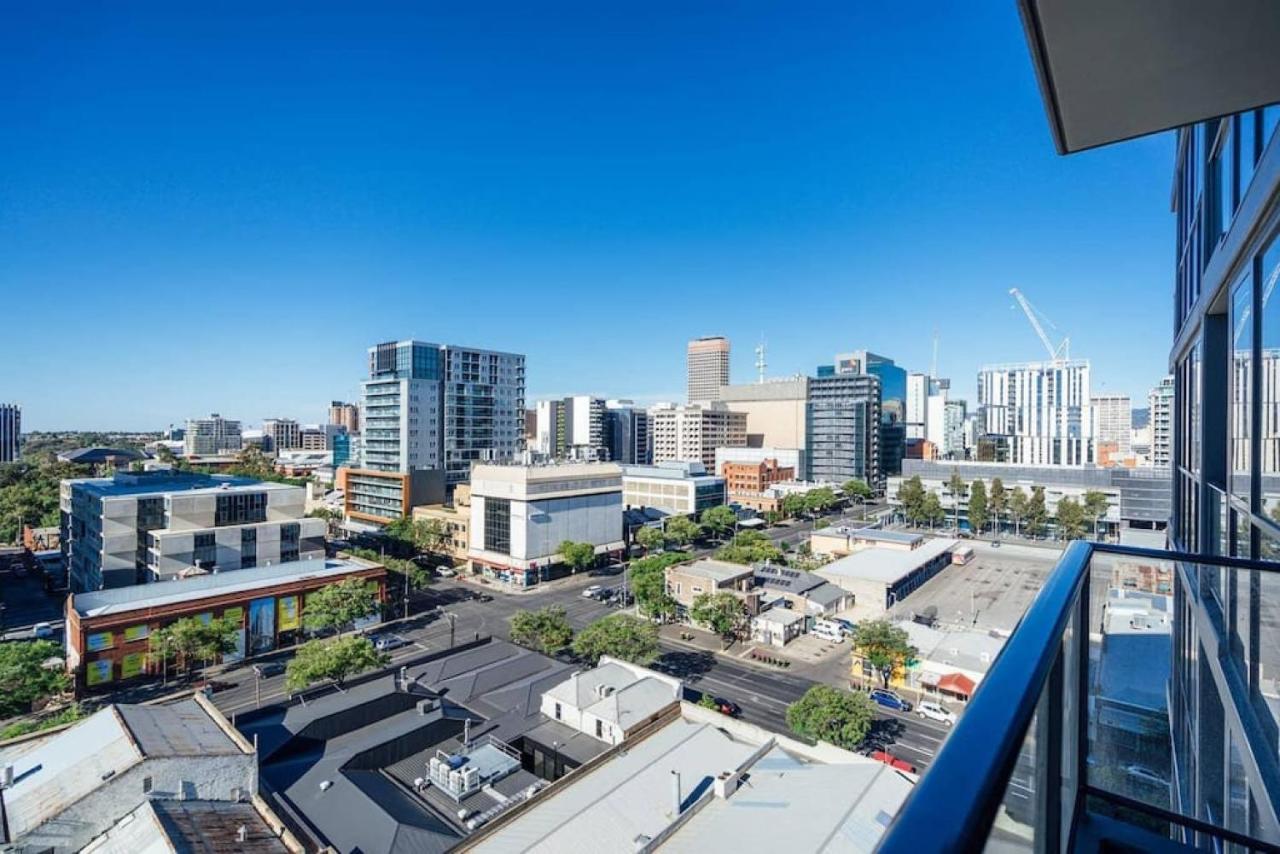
[118,700,244,758]
[817,538,957,585]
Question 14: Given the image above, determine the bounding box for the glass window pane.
[1261,234,1280,519]
[1232,277,1253,505]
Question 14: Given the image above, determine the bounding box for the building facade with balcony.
[0,402,19,462]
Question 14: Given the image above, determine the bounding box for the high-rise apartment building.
[976,360,1094,466]
[0,403,19,462]
[650,402,747,470]
[61,470,325,592]
[262,418,302,452]
[329,401,360,434]
[1148,375,1173,468]
[686,336,730,403]
[806,373,881,486]
[534,395,606,461]
[184,414,243,456]
[603,400,652,465]
[905,373,929,440]
[943,399,967,459]
[1092,394,1133,457]
[830,352,907,476]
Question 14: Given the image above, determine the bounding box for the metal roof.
[118,700,244,758]
[817,539,957,586]
[674,558,753,584]
[72,556,380,617]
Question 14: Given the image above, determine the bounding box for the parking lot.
[887,540,1064,634]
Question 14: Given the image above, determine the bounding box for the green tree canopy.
[804,486,838,514]
[1082,490,1110,539]
[628,552,687,619]
[716,529,783,565]
[557,540,598,573]
[989,478,1006,517]
[634,525,666,553]
[781,492,808,519]
[0,640,70,717]
[699,505,738,540]
[842,479,873,500]
[852,620,918,688]
[151,615,241,672]
[663,516,702,547]
[302,578,380,635]
[571,614,660,665]
[896,476,926,525]
[509,606,575,654]
[1055,496,1087,540]
[921,492,946,528]
[690,591,746,643]
[1008,486,1029,536]
[946,470,967,528]
[285,635,388,692]
[967,479,989,535]
[786,685,874,750]
[1025,487,1048,537]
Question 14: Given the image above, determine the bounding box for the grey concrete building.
[806,372,882,487]
[0,402,19,462]
[604,400,652,465]
[61,470,324,592]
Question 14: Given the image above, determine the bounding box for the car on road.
[370,634,409,652]
[991,540,1001,548]
[582,585,604,599]
[916,701,956,726]
[468,591,494,603]
[32,622,54,639]
[194,678,236,694]
[869,689,913,712]
[832,618,856,633]
[711,697,740,717]
[869,750,917,774]
[253,661,286,678]
[436,567,456,578]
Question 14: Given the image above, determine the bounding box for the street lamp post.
[446,612,456,648]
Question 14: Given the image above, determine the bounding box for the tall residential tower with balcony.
[0,403,19,462]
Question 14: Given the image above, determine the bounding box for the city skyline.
[2,4,1172,430]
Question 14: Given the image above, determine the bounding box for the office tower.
[262,418,302,452]
[828,351,907,477]
[0,403,19,462]
[806,373,881,486]
[329,400,360,433]
[650,402,747,470]
[1092,394,1133,456]
[299,424,343,451]
[535,395,606,461]
[184,414,243,456]
[1148,376,1173,468]
[925,382,949,449]
[976,360,1095,466]
[61,470,325,592]
[687,336,730,402]
[905,373,929,440]
[604,400,652,465]
[943,399,968,459]
[718,377,809,450]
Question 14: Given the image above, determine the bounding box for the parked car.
[832,617,856,633]
[916,701,957,726]
[469,591,494,603]
[253,661,285,678]
[869,689,913,712]
[869,750,917,774]
[436,567,456,578]
[194,678,236,694]
[712,697,741,717]
[31,622,55,639]
[582,584,604,599]
[370,634,409,652]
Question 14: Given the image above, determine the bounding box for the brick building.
[721,457,794,512]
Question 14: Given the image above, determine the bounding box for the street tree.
[989,478,1007,535]
[628,552,686,620]
[804,486,838,515]
[634,525,666,553]
[557,540,597,574]
[781,492,808,520]
[852,620,918,689]
[946,469,967,530]
[690,591,746,647]
[509,606,575,654]
[302,578,380,635]
[0,640,70,717]
[1008,487,1029,538]
[786,685,874,750]
[664,516,702,548]
[842,479,873,500]
[967,479,989,535]
[716,530,783,565]
[896,476,926,525]
[921,492,946,529]
[150,615,241,674]
[285,635,387,693]
[571,614,659,665]
[1026,487,1049,538]
[1083,490,1110,540]
[1055,496,1087,541]
[700,505,738,541]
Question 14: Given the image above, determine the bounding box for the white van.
[811,619,847,642]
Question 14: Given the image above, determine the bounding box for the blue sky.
[0,2,1173,431]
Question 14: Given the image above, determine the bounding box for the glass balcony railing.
[877,541,1280,853]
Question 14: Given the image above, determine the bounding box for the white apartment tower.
[977,360,1095,466]
[906,373,929,440]
[184,414,243,456]
[650,402,747,470]
[1091,394,1133,456]
[687,337,731,403]
[535,395,607,461]
[1149,375,1174,468]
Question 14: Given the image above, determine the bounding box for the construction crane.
[1009,288,1070,361]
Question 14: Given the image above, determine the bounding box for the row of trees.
[897,473,1110,540]
[508,606,660,665]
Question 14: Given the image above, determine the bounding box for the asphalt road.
[210,562,951,775]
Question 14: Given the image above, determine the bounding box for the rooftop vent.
[319,780,332,792]
[236,825,248,843]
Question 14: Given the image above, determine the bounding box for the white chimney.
[713,770,738,799]
[671,770,682,816]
